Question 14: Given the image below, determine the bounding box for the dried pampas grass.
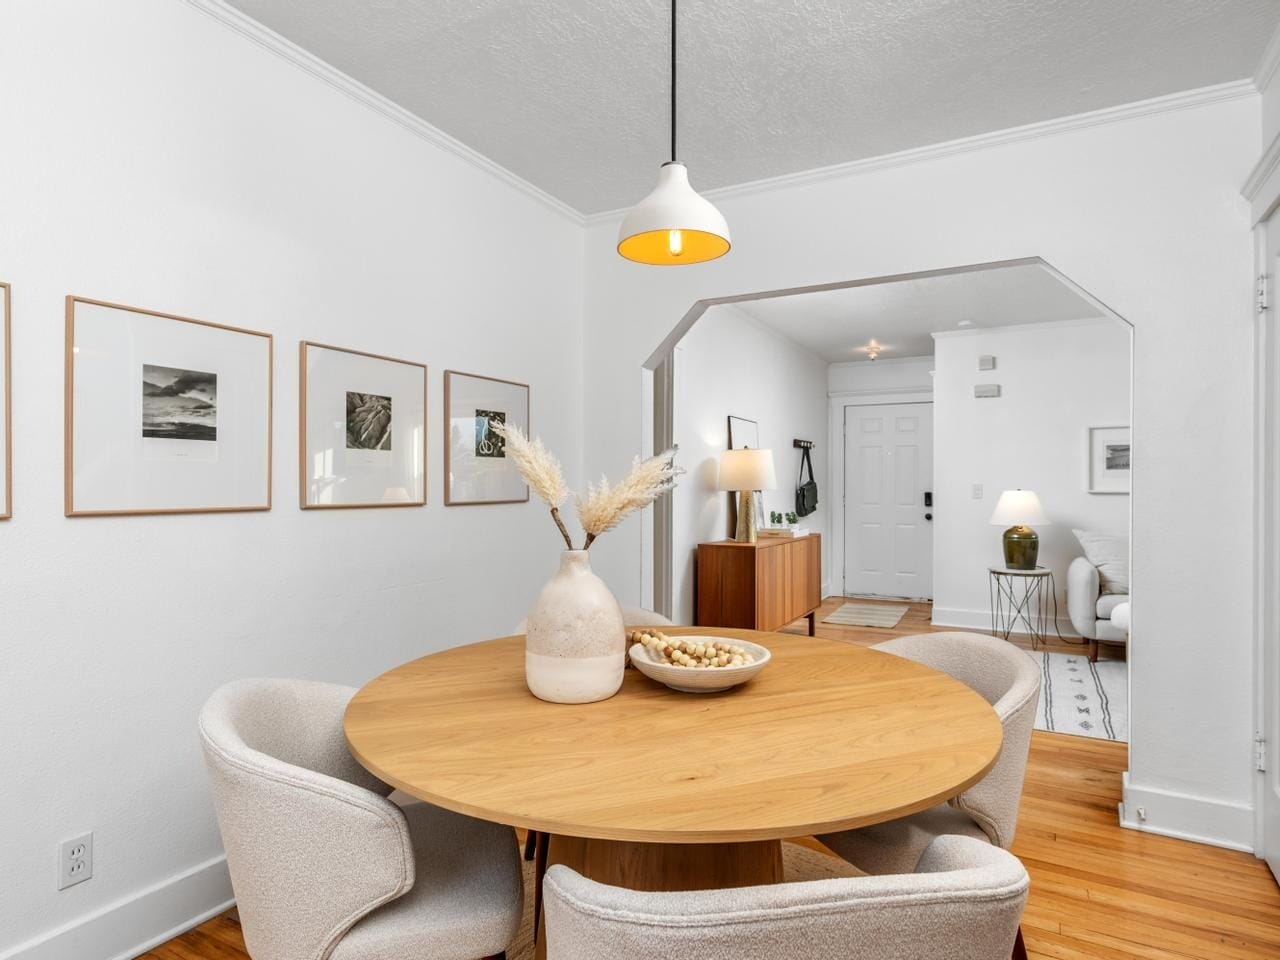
[489,421,573,549]
[489,423,682,551]
[576,449,682,549]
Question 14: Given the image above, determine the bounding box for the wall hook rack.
[793,439,815,450]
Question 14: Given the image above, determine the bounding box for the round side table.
[988,566,1062,650]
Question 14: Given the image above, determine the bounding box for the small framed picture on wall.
[65,296,273,516]
[443,370,530,505]
[1088,425,1131,495]
[299,342,427,508]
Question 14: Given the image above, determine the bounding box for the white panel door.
[843,403,933,599]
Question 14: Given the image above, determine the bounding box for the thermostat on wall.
[974,384,1001,398]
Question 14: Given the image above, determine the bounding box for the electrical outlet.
[58,832,93,890]
[971,484,983,500]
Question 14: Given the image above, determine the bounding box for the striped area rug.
[1030,650,1128,742]
[822,602,909,628]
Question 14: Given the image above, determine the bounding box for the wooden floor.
[147,598,1275,960]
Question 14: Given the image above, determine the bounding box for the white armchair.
[1066,557,1128,660]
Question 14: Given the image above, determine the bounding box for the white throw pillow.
[1073,529,1130,596]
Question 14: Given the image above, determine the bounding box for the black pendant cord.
[671,0,677,163]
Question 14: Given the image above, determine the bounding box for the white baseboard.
[1119,773,1254,853]
[930,606,1081,638]
[0,855,233,960]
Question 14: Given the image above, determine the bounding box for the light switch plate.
[972,484,983,499]
[978,355,996,371]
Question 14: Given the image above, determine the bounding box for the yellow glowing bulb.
[667,229,683,257]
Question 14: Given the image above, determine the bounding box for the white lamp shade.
[718,449,777,491]
[989,489,1049,526]
[617,162,731,266]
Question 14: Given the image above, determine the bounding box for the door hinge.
[1258,274,1269,314]
[1256,733,1267,773]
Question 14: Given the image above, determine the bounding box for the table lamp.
[989,489,1049,570]
[718,449,777,543]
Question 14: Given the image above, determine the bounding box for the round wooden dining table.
[344,627,1002,952]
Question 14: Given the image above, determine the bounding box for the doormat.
[822,602,909,628]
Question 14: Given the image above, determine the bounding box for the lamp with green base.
[989,489,1049,570]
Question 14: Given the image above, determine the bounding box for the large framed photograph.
[300,342,426,509]
[444,370,529,506]
[0,283,10,519]
[65,296,273,516]
[1088,425,1130,495]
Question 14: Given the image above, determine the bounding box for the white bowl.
[628,635,771,693]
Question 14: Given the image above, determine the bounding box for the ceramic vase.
[525,550,625,704]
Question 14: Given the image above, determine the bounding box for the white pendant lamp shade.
[618,162,731,266]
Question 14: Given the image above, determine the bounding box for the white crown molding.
[585,80,1258,224]
[828,386,934,400]
[182,0,585,224]
[1255,18,1280,93]
[930,315,1112,340]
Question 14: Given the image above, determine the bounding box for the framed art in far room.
[64,296,273,516]
[727,415,758,450]
[1088,425,1131,494]
[0,282,10,519]
[443,370,529,506]
[299,341,426,509]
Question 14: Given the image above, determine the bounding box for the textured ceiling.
[226,0,1280,213]
[729,263,1105,361]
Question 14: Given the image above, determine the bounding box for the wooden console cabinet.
[696,535,822,635]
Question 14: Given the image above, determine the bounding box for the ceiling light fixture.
[617,0,730,266]
[862,339,883,361]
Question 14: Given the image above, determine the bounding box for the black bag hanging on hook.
[796,447,818,517]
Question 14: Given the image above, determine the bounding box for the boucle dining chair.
[543,835,1028,960]
[819,632,1040,872]
[199,678,522,960]
[817,632,1039,959]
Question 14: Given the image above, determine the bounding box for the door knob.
[925,513,933,521]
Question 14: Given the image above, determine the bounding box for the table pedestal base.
[534,836,783,958]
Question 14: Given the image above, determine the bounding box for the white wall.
[930,320,1131,630]
[583,93,1260,850]
[828,357,935,394]
[0,1,584,956]
[670,305,829,622]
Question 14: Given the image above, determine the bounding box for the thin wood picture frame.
[0,282,10,520]
[299,340,428,510]
[65,296,274,517]
[443,369,530,506]
[727,415,758,450]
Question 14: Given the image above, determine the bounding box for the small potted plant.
[785,511,799,532]
[770,510,783,527]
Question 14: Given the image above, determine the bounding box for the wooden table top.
[343,627,1003,844]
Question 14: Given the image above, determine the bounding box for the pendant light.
[617,0,730,265]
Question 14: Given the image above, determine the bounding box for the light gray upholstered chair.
[199,678,522,960]
[819,632,1040,877]
[543,835,1028,960]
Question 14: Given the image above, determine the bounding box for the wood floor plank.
[144,598,1279,960]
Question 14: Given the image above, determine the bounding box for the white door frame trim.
[829,388,934,599]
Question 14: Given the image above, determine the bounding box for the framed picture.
[727,415,758,450]
[1088,426,1131,495]
[0,283,10,519]
[444,370,529,505]
[65,296,273,516]
[299,342,426,509]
